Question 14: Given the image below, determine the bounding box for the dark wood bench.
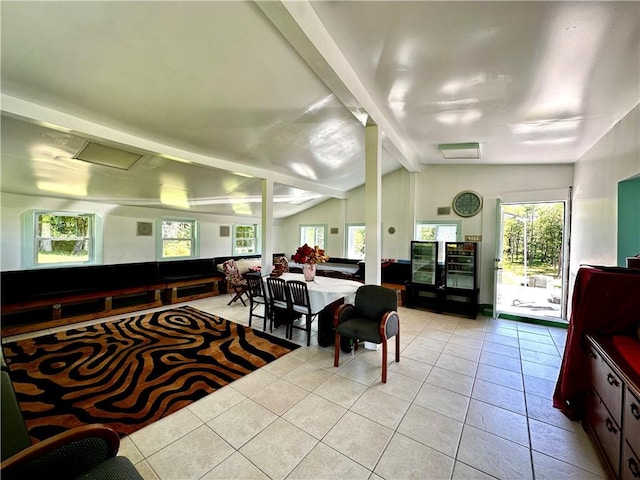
[1,262,165,336]
[159,258,223,304]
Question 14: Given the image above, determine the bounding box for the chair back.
[222,259,244,286]
[246,273,265,300]
[287,280,312,314]
[266,277,288,309]
[354,285,397,320]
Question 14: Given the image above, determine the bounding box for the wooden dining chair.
[286,280,320,346]
[246,273,268,331]
[222,259,248,306]
[266,277,292,338]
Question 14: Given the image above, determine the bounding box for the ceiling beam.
[255,0,421,174]
[1,94,348,200]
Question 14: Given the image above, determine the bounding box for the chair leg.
[306,314,311,346]
[381,338,388,383]
[334,332,341,367]
[395,333,400,363]
[263,303,268,332]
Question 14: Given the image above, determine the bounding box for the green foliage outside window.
[301,225,325,249]
[37,214,91,264]
[162,220,195,258]
[234,225,257,254]
[502,203,564,277]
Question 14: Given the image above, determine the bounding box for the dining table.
[268,272,363,346]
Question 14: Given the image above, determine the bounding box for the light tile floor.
[4,294,606,480]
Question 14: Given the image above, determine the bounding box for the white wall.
[4,100,636,309]
[0,192,281,271]
[570,104,640,278]
[283,163,574,305]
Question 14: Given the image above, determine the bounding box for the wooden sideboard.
[585,335,640,479]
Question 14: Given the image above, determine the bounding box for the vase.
[303,263,316,282]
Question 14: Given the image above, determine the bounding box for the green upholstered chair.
[1,369,142,480]
[333,285,400,383]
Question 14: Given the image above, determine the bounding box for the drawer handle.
[632,403,640,420]
[607,373,620,387]
[629,457,640,478]
[605,418,618,434]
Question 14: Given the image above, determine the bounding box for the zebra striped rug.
[2,306,299,441]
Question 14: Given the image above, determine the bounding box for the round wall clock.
[452,190,483,217]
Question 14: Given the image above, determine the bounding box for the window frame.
[23,210,103,268]
[415,220,462,262]
[345,223,366,260]
[299,224,327,250]
[232,223,260,256]
[158,218,198,260]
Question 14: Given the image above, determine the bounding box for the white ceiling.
[1,1,638,218]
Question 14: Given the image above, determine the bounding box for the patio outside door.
[494,201,568,322]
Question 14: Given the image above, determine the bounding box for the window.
[415,221,460,262]
[23,211,101,267]
[346,224,366,259]
[233,224,259,255]
[300,224,326,249]
[160,219,196,258]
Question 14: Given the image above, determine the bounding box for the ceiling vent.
[73,141,144,170]
[437,142,481,160]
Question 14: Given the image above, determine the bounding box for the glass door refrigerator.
[406,241,440,309]
[444,242,479,318]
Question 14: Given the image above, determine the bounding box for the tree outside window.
[36,213,93,264]
[346,225,366,259]
[161,220,196,258]
[415,222,459,262]
[300,224,326,249]
[233,224,259,255]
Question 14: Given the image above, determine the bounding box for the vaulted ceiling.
[1,1,638,218]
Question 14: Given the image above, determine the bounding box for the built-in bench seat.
[0,255,296,336]
[159,258,223,304]
[1,260,231,336]
[1,262,167,336]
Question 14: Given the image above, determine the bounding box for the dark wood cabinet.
[585,335,640,479]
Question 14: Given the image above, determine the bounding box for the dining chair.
[333,284,400,383]
[286,280,321,346]
[222,259,248,306]
[266,277,292,338]
[246,273,268,331]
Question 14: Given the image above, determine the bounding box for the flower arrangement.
[292,243,329,264]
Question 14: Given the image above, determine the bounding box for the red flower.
[293,243,329,264]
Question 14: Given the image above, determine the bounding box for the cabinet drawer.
[590,344,624,423]
[626,387,640,457]
[588,390,621,478]
[622,441,640,480]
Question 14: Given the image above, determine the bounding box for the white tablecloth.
[271,273,362,313]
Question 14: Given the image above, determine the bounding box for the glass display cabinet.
[405,241,440,310]
[410,241,438,285]
[443,242,479,318]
